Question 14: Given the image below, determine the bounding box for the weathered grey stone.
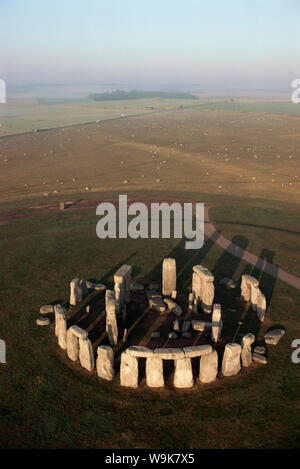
[193,265,214,283]
[162,258,176,296]
[251,286,267,322]
[96,346,115,381]
[148,293,166,313]
[70,278,83,306]
[264,329,285,345]
[164,298,182,316]
[68,325,88,339]
[36,317,50,326]
[79,337,95,372]
[126,346,153,358]
[183,345,212,358]
[67,328,79,361]
[114,264,132,314]
[211,304,222,342]
[201,282,214,315]
[241,333,255,367]
[146,356,164,388]
[254,346,266,355]
[192,320,205,332]
[168,332,178,339]
[192,272,202,304]
[171,290,177,299]
[188,292,194,312]
[154,348,184,360]
[105,290,118,346]
[174,358,194,388]
[252,353,267,364]
[40,305,54,315]
[54,305,67,350]
[222,343,242,376]
[120,352,138,387]
[199,350,218,383]
[85,281,106,292]
[182,321,191,332]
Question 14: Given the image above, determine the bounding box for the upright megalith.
[96,346,115,381]
[114,265,132,317]
[192,265,214,314]
[241,333,255,367]
[251,286,267,322]
[240,275,259,302]
[67,325,88,361]
[70,278,83,306]
[146,356,164,388]
[222,343,242,377]
[211,304,222,343]
[199,350,218,384]
[54,305,67,350]
[162,258,176,296]
[105,290,118,346]
[79,336,95,372]
[120,351,138,388]
[174,358,194,389]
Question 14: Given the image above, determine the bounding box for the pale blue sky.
[0,0,299,89]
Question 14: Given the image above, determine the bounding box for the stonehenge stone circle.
[96,346,115,381]
[222,343,242,377]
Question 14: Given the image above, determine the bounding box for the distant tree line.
[88,90,198,101]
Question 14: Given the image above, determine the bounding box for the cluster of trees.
[88,90,198,101]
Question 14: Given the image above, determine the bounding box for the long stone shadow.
[212,234,249,283]
[215,220,300,237]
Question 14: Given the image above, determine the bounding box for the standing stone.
[173,320,181,331]
[182,321,191,332]
[66,325,88,361]
[193,265,214,314]
[251,286,267,322]
[241,333,255,367]
[120,352,138,388]
[96,345,115,381]
[201,282,214,315]
[79,337,95,372]
[146,357,164,388]
[105,290,118,346]
[222,343,242,377]
[188,292,194,312]
[199,350,218,384]
[114,265,132,315]
[70,277,83,306]
[211,304,222,343]
[240,275,259,302]
[54,305,67,350]
[192,272,202,305]
[162,258,176,296]
[173,358,194,388]
[171,290,177,299]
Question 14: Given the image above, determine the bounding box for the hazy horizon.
[1,0,300,94]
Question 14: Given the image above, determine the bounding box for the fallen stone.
[120,352,138,387]
[252,353,267,364]
[68,325,88,339]
[146,356,164,388]
[174,358,194,388]
[211,304,222,343]
[169,332,179,339]
[222,343,242,376]
[96,346,115,381]
[254,346,266,355]
[164,298,182,316]
[36,317,50,326]
[264,329,285,345]
[183,345,212,358]
[192,320,205,332]
[199,350,218,384]
[40,305,54,315]
[148,294,166,313]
